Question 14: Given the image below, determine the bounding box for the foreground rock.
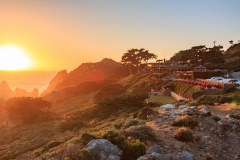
[85,139,122,160]
[138,145,196,160]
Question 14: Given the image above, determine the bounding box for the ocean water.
[0,71,58,94]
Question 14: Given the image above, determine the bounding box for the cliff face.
[42,58,122,95]
[0,81,13,100]
[0,81,38,100]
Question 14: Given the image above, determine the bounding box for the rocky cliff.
[0,81,39,100]
[42,58,123,95]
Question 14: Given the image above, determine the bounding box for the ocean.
[0,70,58,94]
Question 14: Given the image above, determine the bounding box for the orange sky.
[0,0,239,71]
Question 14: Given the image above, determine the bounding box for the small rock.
[179,105,189,110]
[160,104,176,110]
[200,108,211,116]
[190,106,197,109]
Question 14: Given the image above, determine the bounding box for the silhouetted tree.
[170,45,225,66]
[121,48,157,73]
[6,97,52,124]
[138,48,157,64]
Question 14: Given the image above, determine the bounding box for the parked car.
[223,79,239,83]
[207,77,225,82]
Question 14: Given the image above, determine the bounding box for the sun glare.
[0,45,32,71]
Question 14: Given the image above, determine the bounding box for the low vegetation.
[174,127,194,142]
[81,130,147,160]
[122,124,156,142]
[5,97,53,124]
[172,115,198,129]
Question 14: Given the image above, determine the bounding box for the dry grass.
[172,115,198,129]
[174,127,194,142]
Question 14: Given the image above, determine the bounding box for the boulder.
[85,139,122,160]
[172,151,196,160]
[180,108,198,116]
[146,145,164,154]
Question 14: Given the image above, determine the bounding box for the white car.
[207,77,225,82]
[223,79,239,83]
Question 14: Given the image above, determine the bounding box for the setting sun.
[0,45,33,71]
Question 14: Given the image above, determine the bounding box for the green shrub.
[114,122,123,129]
[219,96,232,104]
[81,132,98,145]
[100,130,147,160]
[101,130,125,146]
[43,141,62,152]
[122,119,143,129]
[172,115,198,129]
[122,125,155,142]
[79,149,94,160]
[174,127,194,142]
[121,140,147,160]
[135,107,156,120]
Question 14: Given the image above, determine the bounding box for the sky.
[0,0,240,71]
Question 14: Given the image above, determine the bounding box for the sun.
[0,45,33,71]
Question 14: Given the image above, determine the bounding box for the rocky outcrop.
[42,59,122,95]
[0,81,13,100]
[0,81,38,100]
[85,139,122,160]
[14,88,38,97]
[41,70,68,96]
[138,145,196,160]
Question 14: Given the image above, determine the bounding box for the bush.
[219,96,232,104]
[122,119,143,129]
[122,125,156,142]
[43,141,62,152]
[134,107,156,120]
[114,122,123,129]
[81,132,98,145]
[79,149,94,160]
[172,115,198,129]
[121,140,147,160]
[174,127,194,142]
[101,130,125,146]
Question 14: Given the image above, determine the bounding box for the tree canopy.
[121,48,157,73]
[170,45,225,66]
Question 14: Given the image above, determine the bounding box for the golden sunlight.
[0,45,33,71]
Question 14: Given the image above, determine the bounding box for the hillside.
[41,58,127,96]
[0,67,240,159]
[224,43,240,65]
